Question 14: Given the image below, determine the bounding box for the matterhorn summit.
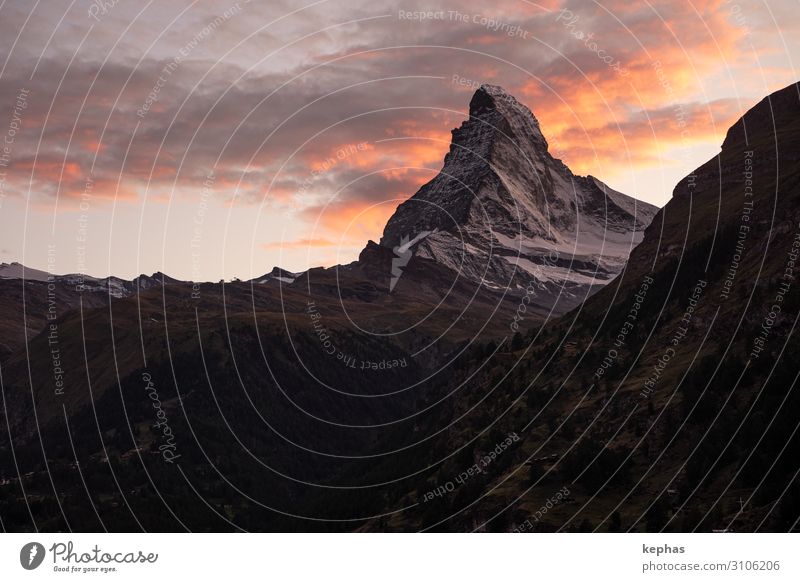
[378,85,658,311]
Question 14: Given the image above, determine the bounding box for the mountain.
[3,82,798,533]
[0,268,184,360]
[378,85,657,311]
[249,266,300,285]
[350,80,800,533]
[0,261,183,297]
[0,262,52,281]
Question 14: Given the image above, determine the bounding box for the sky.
[0,0,797,281]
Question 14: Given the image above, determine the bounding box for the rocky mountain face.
[378,85,657,311]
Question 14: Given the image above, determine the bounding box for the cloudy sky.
[0,0,797,280]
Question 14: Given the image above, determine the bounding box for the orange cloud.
[304,200,397,244]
